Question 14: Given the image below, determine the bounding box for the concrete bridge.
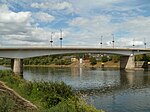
[0,47,150,75]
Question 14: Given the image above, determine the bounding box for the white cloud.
[68,15,118,46]
[0,4,33,46]
[31,2,73,10]
[67,14,150,48]
[0,4,32,36]
[70,0,126,16]
[118,16,150,44]
[0,4,31,23]
[34,12,55,22]
[0,4,60,46]
[0,0,150,48]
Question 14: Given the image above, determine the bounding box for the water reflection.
[86,70,150,112]
[120,70,150,88]
[24,67,121,90]
[24,67,150,91]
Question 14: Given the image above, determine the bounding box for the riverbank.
[24,60,120,68]
[0,70,104,112]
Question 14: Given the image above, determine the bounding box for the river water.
[22,67,150,112]
[1,66,150,112]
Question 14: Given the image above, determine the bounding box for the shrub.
[0,94,15,112]
[0,70,104,112]
[90,57,97,66]
[101,56,108,63]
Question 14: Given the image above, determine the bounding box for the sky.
[0,0,150,48]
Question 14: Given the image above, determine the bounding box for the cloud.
[0,4,32,36]
[0,4,31,23]
[0,4,61,46]
[70,0,126,16]
[67,13,150,48]
[34,12,55,22]
[0,0,150,48]
[31,1,73,10]
[67,15,118,46]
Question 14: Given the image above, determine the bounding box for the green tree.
[112,55,120,63]
[101,56,108,62]
[90,57,97,66]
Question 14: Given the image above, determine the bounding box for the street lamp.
[144,38,146,49]
[100,36,103,48]
[112,34,115,48]
[50,32,54,47]
[60,29,63,48]
[132,39,135,47]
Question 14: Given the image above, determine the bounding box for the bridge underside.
[10,55,146,75]
[0,47,149,75]
[0,48,150,59]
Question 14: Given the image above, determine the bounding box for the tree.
[112,55,120,63]
[90,57,97,66]
[101,56,108,62]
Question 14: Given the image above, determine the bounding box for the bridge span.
[0,47,150,75]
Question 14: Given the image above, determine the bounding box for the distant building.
[71,58,78,62]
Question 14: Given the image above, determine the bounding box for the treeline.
[0,54,150,66]
[0,55,72,66]
[23,55,72,65]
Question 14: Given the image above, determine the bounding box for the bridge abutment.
[120,55,135,70]
[13,59,23,76]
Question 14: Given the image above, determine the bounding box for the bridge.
[0,47,150,75]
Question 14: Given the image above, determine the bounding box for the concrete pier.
[120,55,135,70]
[11,59,14,70]
[13,59,23,75]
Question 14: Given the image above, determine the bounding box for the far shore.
[24,61,120,68]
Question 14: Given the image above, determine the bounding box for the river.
[2,66,150,112]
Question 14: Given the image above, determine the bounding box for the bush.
[101,56,108,63]
[90,57,97,66]
[0,94,15,112]
[111,55,120,63]
[0,70,104,112]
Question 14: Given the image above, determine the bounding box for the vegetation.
[135,54,150,61]
[100,56,108,63]
[0,58,11,65]
[90,57,97,66]
[0,70,103,112]
[0,94,15,112]
[0,55,72,66]
[111,55,120,63]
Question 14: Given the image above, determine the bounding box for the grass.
[0,70,104,112]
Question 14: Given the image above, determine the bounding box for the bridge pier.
[12,59,23,76]
[120,55,135,70]
[11,59,14,70]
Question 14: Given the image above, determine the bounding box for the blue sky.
[0,0,150,48]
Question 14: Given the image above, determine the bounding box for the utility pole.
[100,36,103,48]
[50,32,54,47]
[144,38,146,49]
[60,29,63,48]
[112,34,115,48]
[133,38,135,47]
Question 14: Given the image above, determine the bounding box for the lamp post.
[144,38,146,49]
[133,39,135,47]
[50,32,54,47]
[60,29,63,48]
[112,34,114,48]
[100,36,103,48]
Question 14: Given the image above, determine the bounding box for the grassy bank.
[0,70,104,112]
